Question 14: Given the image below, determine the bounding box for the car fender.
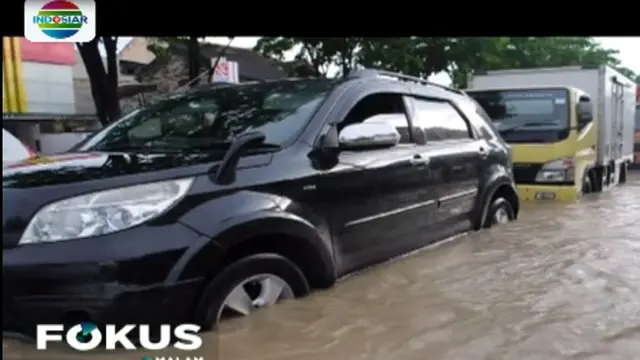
[173,192,336,285]
[474,164,517,228]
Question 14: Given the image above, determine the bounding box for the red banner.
[19,39,75,65]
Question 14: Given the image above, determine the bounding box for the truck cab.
[465,66,636,201]
[468,86,594,201]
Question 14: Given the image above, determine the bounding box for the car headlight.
[535,157,575,183]
[19,178,194,244]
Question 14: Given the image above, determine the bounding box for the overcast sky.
[204,36,640,85]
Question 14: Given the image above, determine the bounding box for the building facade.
[2,37,97,154]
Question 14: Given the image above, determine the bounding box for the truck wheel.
[194,253,310,330]
[582,173,593,194]
[483,198,515,228]
[620,163,627,184]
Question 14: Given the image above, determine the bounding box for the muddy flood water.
[5,174,640,360]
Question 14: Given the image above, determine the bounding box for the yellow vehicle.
[466,66,636,201]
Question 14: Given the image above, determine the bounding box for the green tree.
[147,37,202,86]
[450,37,632,88]
[254,37,346,77]
[254,37,456,79]
[358,37,450,77]
[257,37,637,89]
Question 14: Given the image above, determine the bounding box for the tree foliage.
[253,37,638,88]
[79,36,637,126]
[147,36,203,86]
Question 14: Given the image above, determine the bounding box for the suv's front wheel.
[194,253,310,330]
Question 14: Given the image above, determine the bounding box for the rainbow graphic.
[34,0,86,39]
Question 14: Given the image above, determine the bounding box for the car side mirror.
[577,97,593,125]
[338,120,400,150]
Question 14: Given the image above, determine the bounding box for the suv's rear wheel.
[483,198,515,228]
[194,253,310,330]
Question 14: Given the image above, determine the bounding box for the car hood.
[2,151,224,188]
[2,150,277,249]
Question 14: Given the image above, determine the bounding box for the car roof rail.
[348,68,463,95]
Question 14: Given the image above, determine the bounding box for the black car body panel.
[3,72,518,336]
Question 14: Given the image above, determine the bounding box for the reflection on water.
[5,175,640,360]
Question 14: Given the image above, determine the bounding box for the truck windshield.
[468,89,570,143]
[75,79,336,153]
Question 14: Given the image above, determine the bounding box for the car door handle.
[410,154,430,166]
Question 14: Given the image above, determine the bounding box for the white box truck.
[466,66,636,201]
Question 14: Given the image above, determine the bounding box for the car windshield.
[76,79,336,153]
[469,89,569,131]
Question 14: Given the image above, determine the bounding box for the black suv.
[3,69,518,335]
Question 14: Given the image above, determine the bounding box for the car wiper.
[89,137,281,154]
[90,144,186,153]
[191,142,281,151]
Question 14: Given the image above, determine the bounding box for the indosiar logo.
[24,0,96,43]
[35,322,202,351]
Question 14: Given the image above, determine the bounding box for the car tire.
[483,197,515,228]
[619,163,627,184]
[582,173,593,194]
[194,253,310,331]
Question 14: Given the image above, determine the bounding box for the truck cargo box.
[468,66,636,165]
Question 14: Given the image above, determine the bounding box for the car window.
[411,98,472,141]
[128,117,162,139]
[341,93,414,144]
[77,79,337,152]
[3,129,32,163]
[459,98,496,140]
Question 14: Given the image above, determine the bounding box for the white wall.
[22,62,75,114]
[40,133,92,154]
